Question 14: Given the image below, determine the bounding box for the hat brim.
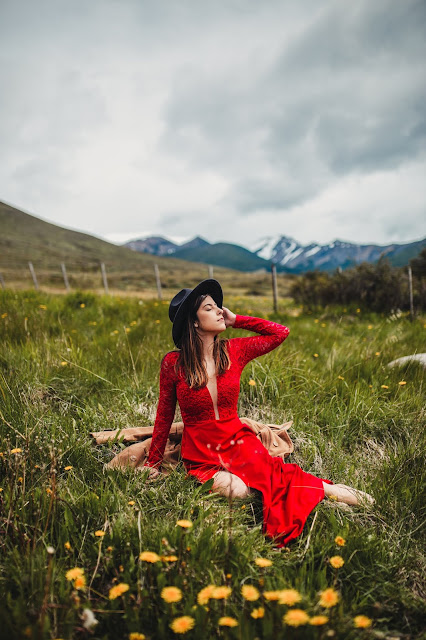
[172,279,223,348]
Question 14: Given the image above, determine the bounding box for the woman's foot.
[324,483,375,506]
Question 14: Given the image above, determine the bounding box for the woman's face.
[195,295,226,336]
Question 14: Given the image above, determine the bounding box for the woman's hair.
[175,293,230,388]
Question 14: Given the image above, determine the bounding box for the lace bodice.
[146,315,290,468]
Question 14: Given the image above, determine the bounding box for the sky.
[1,0,425,250]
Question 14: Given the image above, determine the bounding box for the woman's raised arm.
[230,314,290,368]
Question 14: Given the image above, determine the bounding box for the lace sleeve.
[231,315,290,369]
[145,353,177,468]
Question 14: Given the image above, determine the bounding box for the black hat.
[169,279,223,348]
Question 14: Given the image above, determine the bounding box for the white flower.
[46,546,55,555]
[82,608,99,630]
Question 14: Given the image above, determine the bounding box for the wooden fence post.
[61,263,70,292]
[0,273,4,290]
[208,265,214,279]
[154,264,162,300]
[100,262,109,295]
[408,266,414,321]
[28,262,39,290]
[271,263,278,313]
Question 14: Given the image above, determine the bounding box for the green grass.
[0,290,425,639]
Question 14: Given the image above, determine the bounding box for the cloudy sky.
[1,0,425,250]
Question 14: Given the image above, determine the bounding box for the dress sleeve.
[231,314,290,369]
[145,353,177,469]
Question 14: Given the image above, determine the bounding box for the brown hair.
[175,293,230,388]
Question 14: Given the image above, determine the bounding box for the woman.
[143,279,373,547]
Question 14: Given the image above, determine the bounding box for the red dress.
[146,315,332,546]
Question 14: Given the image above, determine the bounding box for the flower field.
[0,290,425,639]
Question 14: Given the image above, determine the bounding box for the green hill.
[175,242,271,272]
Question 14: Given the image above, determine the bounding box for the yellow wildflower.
[176,519,193,528]
[278,589,302,606]
[334,536,346,546]
[218,617,238,627]
[107,546,113,552]
[197,585,216,605]
[125,327,131,333]
[94,530,105,537]
[162,555,178,562]
[129,634,145,640]
[139,551,160,563]
[155,320,160,324]
[381,385,389,389]
[310,615,329,626]
[109,583,130,600]
[354,615,373,628]
[64,541,71,551]
[169,616,195,634]
[321,323,326,327]
[130,321,137,326]
[337,375,344,380]
[60,361,68,366]
[329,556,344,569]
[241,585,260,601]
[80,303,85,308]
[356,308,361,313]
[0,488,3,492]
[10,448,22,454]
[64,466,73,471]
[314,319,319,323]
[398,381,407,386]
[251,607,265,619]
[255,557,272,567]
[74,575,86,590]
[39,305,47,310]
[128,500,136,506]
[66,567,84,581]
[1,313,7,318]
[313,353,319,358]
[248,379,256,386]
[319,587,340,608]
[112,330,119,335]
[263,590,281,601]
[283,609,310,627]
[46,488,52,495]
[161,586,182,603]
[211,586,232,599]
[18,477,23,483]
[375,352,380,356]
[368,325,373,329]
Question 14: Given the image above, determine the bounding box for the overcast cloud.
[0,0,425,248]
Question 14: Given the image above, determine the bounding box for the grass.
[0,290,425,639]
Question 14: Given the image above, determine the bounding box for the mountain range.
[124,234,426,273]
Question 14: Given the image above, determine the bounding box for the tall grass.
[0,290,425,639]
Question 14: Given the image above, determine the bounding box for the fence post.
[271,263,278,313]
[100,262,109,295]
[61,263,70,292]
[28,262,39,290]
[0,273,4,290]
[408,266,414,321]
[208,265,214,279]
[154,264,162,300]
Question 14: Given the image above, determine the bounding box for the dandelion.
[129,634,145,640]
[161,586,182,603]
[197,585,216,605]
[162,555,178,562]
[94,530,105,537]
[255,557,272,567]
[218,617,238,627]
[248,379,256,386]
[334,536,346,546]
[18,477,23,483]
[283,609,310,627]
[176,519,192,528]
[64,466,73,471]
[319,588,340,608]
[1,313,7,318]
[314,319,319,323]
[66,568,84,581]
[80,303,85,308]
[39,305,47,310]
[313,353,319,358]
[381,385,389,389]
[109,583,130,600]
[354,615,372,628]
[169,616,195,634]
[82,609,98,630]
[130,321,137,326]
[337,375,344,380]
[211,586,232,599]
[278,589,302,606]
[263,590,281,601]
[60,361,68,366]
[155,320,161,324]
[310,615,329,626]
[125,327,131,333]
[10,448,22,454]
[321,323,326,327]
[356,308,361,313]
[128,500,136,506]
[329,556,344,569]
[112,330,119,335]
[0,488,3,492]
[74,575,86,590]
[251,607,265,619]
[139,551,161,563]
[46,488,53,495]
[398,381,407,386]
[107,546,114,552]
[241,585,260,601]
[64,541,71,551]
[375,352,381,356]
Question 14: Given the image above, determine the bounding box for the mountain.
[125,236,179,256]
[250,235,426,273]
[173,242,271,272]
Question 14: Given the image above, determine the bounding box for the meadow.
[0,289,425,639]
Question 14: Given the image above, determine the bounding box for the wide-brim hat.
[169,279,223,348]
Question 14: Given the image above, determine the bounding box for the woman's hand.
[139,465,160,479]
[222,306,236,328]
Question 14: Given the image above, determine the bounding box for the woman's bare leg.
[212,471,251,499]
[323,482,374,506]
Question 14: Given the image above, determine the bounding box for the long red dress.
[146,315,332,546]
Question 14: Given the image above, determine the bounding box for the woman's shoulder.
[162,350,180,364]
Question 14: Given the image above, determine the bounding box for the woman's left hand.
[222,306,236,328]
